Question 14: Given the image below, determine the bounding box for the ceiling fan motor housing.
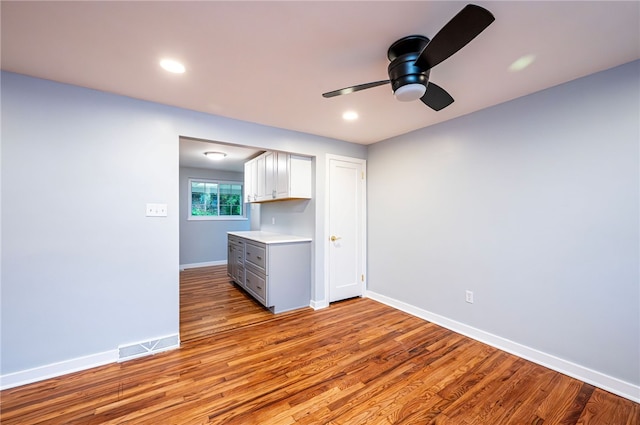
[386,35,431,93]
[388,52,430,92]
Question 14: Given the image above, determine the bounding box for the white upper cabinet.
[275,152,290,198]
[280,154,312,199]
[256,154,267,201]
[244,151,311,203]
[263,151,276,201]
[244,158,258,203]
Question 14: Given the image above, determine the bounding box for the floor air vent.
[118,334,179,362]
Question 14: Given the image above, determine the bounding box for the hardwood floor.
[179,265,277,342]
[1,265,638,424]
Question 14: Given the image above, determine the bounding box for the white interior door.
[328,156,366,302]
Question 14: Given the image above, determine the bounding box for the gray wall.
[179,166,249,266]
[367,61,639,386]
[1,71,366,376]
[1,73,180,374]
[259,199,315,237]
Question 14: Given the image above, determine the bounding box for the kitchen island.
[227,231,311,313]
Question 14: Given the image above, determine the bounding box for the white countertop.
[228,231,312,244]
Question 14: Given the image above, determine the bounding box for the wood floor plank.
[1,265,637,424]
[576,388,640,425]
[535,375,585,424]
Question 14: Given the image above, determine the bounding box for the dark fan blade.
[414,4,495,70]
[420,82,454,111]
[322,80,390,98]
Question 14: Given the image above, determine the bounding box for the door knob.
[330,235,342,242]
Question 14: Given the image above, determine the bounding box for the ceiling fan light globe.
[394,83,426,102]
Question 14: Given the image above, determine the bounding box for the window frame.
[188,178,247,221]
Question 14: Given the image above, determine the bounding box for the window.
[189,179,244,220]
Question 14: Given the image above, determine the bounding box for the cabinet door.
[251,160,258,201]
[289,155,312,199]
[244,161,253,203]
[275,152,290,199]
[264,151,276,200]
[256,155,266,201]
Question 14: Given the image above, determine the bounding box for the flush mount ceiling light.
[508,54,536,72]
[160,58,185,74]
[342,110,359,121]
[204,151,226,161]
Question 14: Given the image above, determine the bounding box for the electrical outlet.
[465,290,474,304]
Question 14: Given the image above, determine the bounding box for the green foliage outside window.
[190,180,243,218]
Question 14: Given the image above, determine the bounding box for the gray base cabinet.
[227,235,245,284]
[227,232,311,313]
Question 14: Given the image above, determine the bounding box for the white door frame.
[323,154,367,306]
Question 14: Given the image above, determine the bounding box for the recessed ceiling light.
[508,54,536,72]
[160,59,186,74]
[204,151,226,160]
[342,111,358,121]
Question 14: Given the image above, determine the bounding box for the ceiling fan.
[322,4,495,111]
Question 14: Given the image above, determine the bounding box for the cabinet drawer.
[245,268,266,304]
[245,242,266,270]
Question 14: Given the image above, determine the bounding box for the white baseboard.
[180,260,226,270]
[1,333,180,391]
[0,349,118,391]
[310,299,329,310]
[366,290,640,403]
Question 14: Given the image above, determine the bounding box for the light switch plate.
[146,203,168,217]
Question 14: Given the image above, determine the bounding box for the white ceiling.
[180,137,264,172]
[2,1,639,150]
